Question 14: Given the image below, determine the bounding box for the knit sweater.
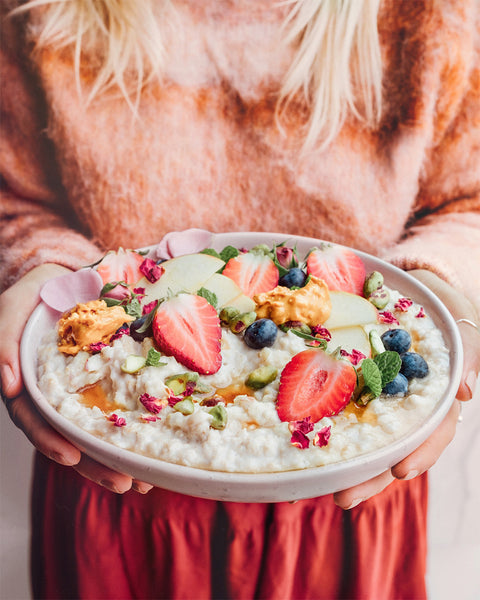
[1,0,479,312]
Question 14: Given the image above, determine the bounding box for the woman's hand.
[333,269,479,509]
[0,265,153,494]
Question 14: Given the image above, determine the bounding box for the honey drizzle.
[343,401,378,425]
[214,383,254,405]
[79,382,118,413]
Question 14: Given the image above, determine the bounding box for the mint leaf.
[124,297,143,318]
[197,287,218,309]
[290,329,328,349]
[219,245,239,262]
[373,351,402,386]
[360,358,383,398]
[145,348,166,367]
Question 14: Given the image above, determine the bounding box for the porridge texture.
[36,239,450,473]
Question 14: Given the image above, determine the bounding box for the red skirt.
[31,453,428,599]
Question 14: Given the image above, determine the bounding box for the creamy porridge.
[36,238,450,473]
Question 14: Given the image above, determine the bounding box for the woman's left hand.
[333,269,480,510]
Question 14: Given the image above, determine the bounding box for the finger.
[73,454,133,494]
[5,393,81,466]
[0,264,71,397]
[333,469,395,510]
[132,480,154,494]
[391,399,460,480]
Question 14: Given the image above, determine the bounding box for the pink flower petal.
[155,229,213,260]
[378,311,400,325]
[290,429,310,449]
[40,269,104,312]
[415,307,426,318]
[313,426,331,447]
[108,414,127,427]
[140,258,164,283]
[139,393,164,414]
[394,297,413,312]
[339,348,366,366]
[288,416,314,436]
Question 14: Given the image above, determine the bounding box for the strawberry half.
[276,349,356,423]
[152,294,222,375]
[306,244,366,295]
[96,248,145,287]
[222,253,279,297]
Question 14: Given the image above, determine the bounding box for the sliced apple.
[140,253,225,302]
[327,326,371,357]
[323,291,378,329]
[201,273,256,312]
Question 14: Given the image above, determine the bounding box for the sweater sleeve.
[382,1,480,314]
[0,9,101,293]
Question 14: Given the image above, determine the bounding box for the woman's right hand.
[0,264,153,494]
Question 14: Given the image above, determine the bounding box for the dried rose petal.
[89,342,107,354]
[394,297,413,312]
[288,416,314,435]
[140,258,164,283]
[313,426,331,447]
[108,414,126,427]
[415,307,426,318]
[142,300,157,315]
[378,311,400,325]
[167,395,182,408]
[139,393,164,414]
[110,324,130,342]
[141,415,158,422]
[340,348,366,366]
[311,325,332,341]
[133,287,146,296]
[290,429,310,449]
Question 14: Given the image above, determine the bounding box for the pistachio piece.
[229,311,257,334]
[121,354,147,374]
[165,372,199,395]
[209,404,228,429]
[363,271,384,297]
[219,306,240,325]
[369,330,386,357]
[245,365,278,389]
[368,287,390,309]
[173,397,195,415]
[279,321,312,335]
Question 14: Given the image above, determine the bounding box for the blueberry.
[279,268,307,289]
[244,319,278,349]
[380,328,411,354]
[383,373,409,396]
[400,352,429,379]
[129,315,151,341]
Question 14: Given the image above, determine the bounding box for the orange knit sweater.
[1,0,479,313]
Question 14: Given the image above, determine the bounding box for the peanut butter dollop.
[57,299,133,356]
[254,276,331,326]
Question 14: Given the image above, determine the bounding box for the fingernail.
[132,482,153,494]
[0,364,15,395]
[345,497,365,510]
[100,479,121,493]
[402,469,419,480]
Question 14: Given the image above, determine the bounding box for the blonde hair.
[13,0,382,149]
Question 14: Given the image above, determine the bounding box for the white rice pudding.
[37,290,450,473]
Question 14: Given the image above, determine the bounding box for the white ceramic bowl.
[20,232,463,502]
